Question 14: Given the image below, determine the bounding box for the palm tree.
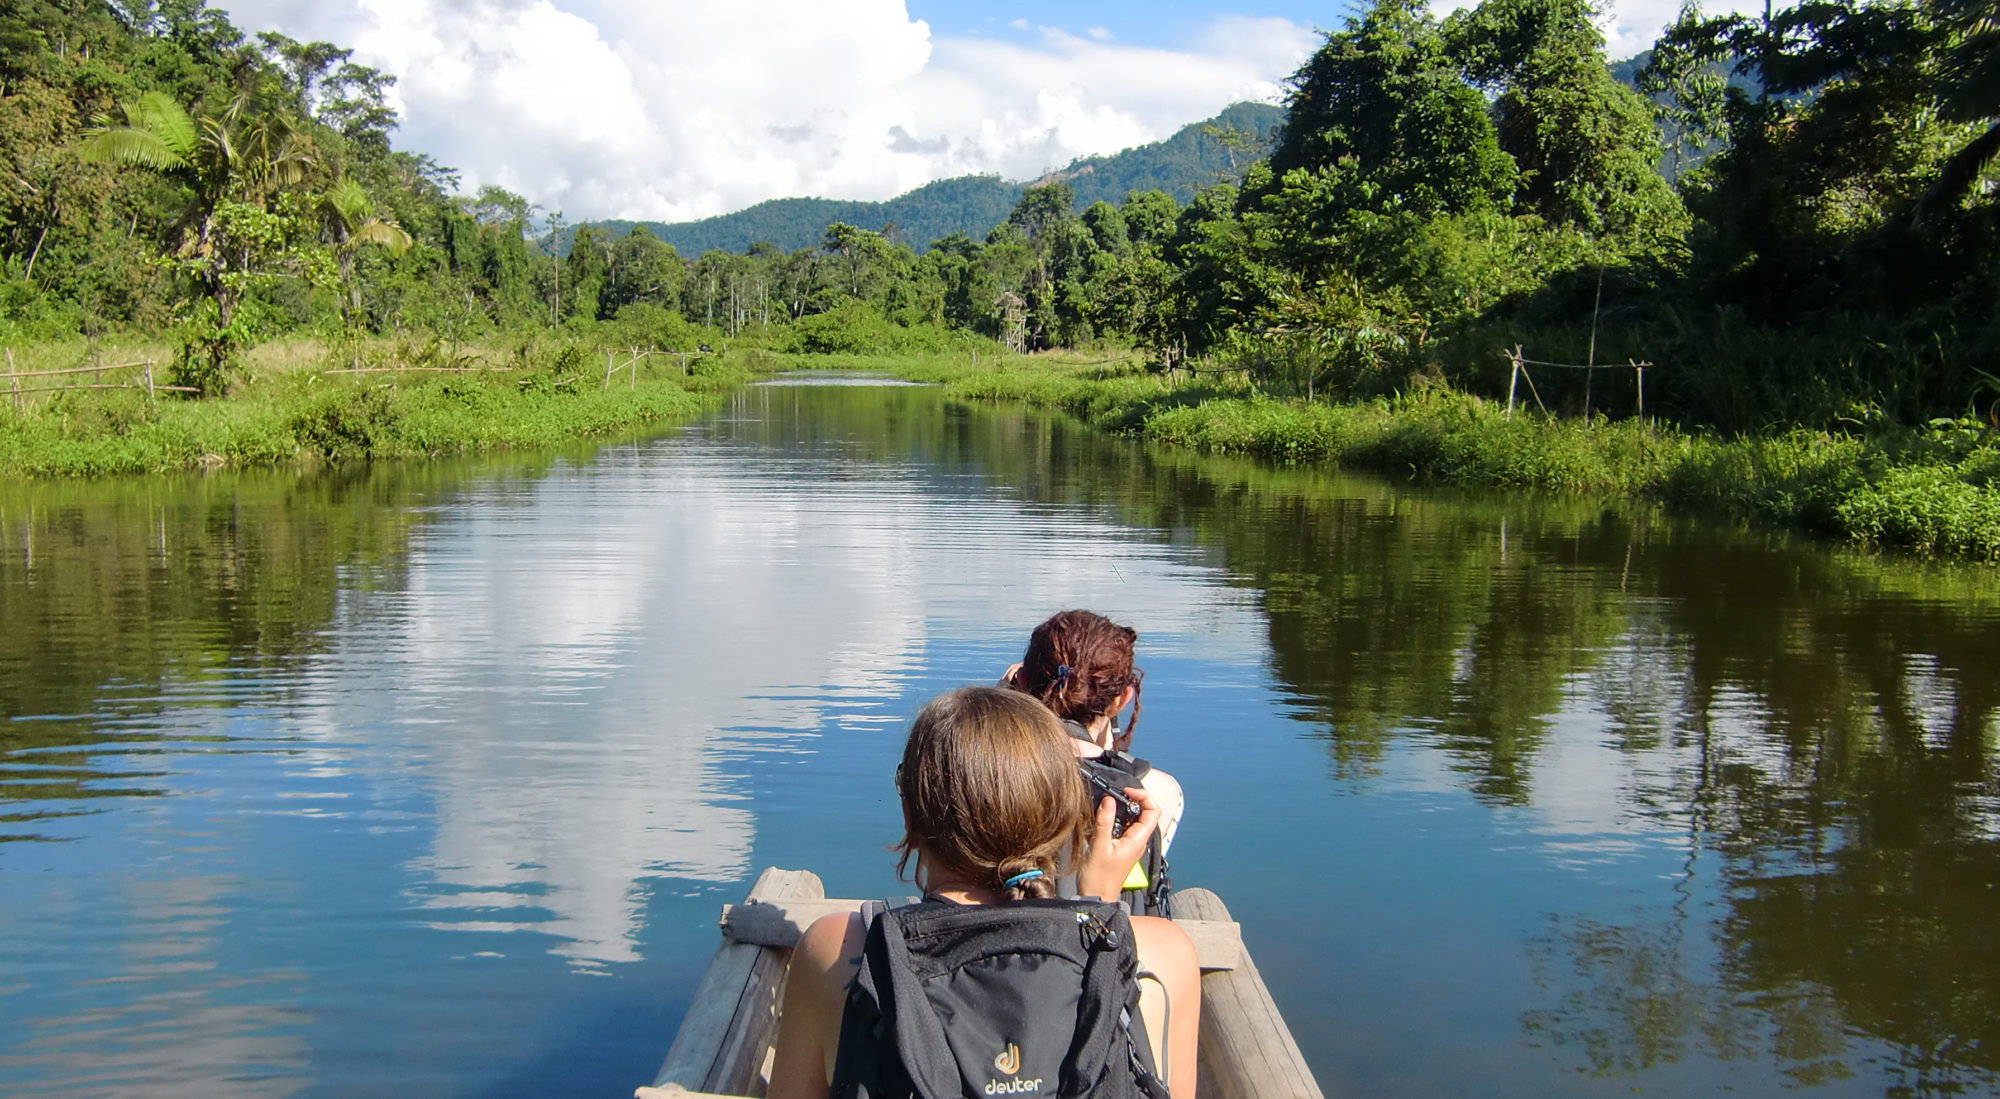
[318,175,413,330]
[79,86,318,238]
[75,91,199,175]
[78,84,324,390]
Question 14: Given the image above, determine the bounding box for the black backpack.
[829,898,1172,1099]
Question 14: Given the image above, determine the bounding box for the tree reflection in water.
[915,405,2000,1095]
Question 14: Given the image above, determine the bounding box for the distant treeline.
[2,0,1997,432]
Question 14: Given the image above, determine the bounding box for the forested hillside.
[581,175,1022,258]
[594,101,1284,256]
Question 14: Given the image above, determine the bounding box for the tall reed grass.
[904,356,2000,561]
[0,340,747,477]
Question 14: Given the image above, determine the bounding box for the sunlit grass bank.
[1,340,747,478]
[852,352,2000,561]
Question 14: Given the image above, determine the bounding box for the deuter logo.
[987,1042,1038,1093]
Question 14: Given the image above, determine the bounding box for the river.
[2,378,1996,1097]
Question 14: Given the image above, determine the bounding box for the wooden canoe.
[647,867,1325,1099]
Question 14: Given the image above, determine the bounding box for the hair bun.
[995,857,1058,899]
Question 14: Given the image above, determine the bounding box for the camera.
[1081,765,1143,837]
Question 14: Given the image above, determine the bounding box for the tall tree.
[1446,0,1684,242]
[1270,0,1516,218]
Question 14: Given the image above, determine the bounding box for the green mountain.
[586,101,1284,255]
[1609,50,1764,182]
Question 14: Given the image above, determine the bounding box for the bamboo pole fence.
[320,365,513,374]
[603,348,663,390]
[4,352,195,405]
[3,343,701,408]
[1503,345,1652,423]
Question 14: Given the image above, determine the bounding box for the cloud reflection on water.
[293,422,1265,967]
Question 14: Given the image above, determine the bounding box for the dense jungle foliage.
[2,0,1997,438]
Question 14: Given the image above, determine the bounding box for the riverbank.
[0,340,748,477]
[799,351,2000,561]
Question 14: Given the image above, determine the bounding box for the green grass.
[15,340,1995,560]
[0,344,750,477]
[879,354,2000,562]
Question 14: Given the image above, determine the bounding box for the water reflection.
[2,869,312,1098]
[966,428,2000,1094]
[3,386,1997,1096]
[722,387,2000,1092]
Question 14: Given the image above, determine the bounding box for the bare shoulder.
[796,911,864,991]
[769,912,867,1099]
[800,910,862,954]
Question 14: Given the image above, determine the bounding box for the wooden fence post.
[1505,345,1521,421]
[144,360,156,403]
[6,347,17,412]
[604,351,613,392]
[1632,359,1647,423]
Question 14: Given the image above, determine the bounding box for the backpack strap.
[830,898,927,1099]
[1121,829,1172,917]
[1122,1004,1172,1099]
[857,899,887,932]
[1069,905,1147,1095]
[1097,749,1152,780]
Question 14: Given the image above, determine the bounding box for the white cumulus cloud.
[214,0,1315,223]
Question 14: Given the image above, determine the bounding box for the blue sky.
[908,0,1347,45]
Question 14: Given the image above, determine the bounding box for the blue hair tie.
[1053,664,1073,685]
[1002,869,1046,888]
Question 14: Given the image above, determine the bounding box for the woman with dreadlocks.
[1002,610,1185,912]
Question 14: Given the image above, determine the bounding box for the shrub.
[785,301,901,355]
[782,302,963,356]
[1836,466,2000,559]
[289,385,395,459]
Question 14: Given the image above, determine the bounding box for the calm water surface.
[2,382,1997,1097]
